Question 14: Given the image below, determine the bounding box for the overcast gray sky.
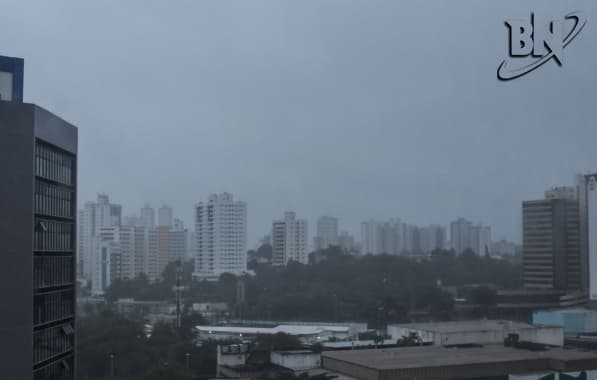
[1,0,596,244]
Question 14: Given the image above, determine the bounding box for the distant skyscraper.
[92,226,158,291]
[522,187,580,290]
[272,212,309,265]
[0,99,77,379]
[338,231,358,253]
[78,194,121,278]
[361,220,380,255]
[140,203,155,229]
[578,174,597,302]
[91,240,121,296]
[158,204,173,227]
[450,218,473,254]
[313,216,339,251]
[420,225,447,253]
[470,225,491,256]
[193,193,247,280]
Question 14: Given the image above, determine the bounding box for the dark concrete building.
[522,188,580,291]
[0,100,77,379]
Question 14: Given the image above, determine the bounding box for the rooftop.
[322,344,597,379]
[197,324,349,336]
[390,320,535,333]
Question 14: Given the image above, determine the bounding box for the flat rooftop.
[391,320,535,333]
[322,345,597,380]
[196,324,349,336]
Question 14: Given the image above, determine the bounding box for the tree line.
[103,246,521,327]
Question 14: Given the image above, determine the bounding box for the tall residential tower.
[193,193,247,280]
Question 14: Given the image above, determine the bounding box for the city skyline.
[3,1,597,247]
[79,192,509,249]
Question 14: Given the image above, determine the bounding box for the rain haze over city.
[1,1,597,380]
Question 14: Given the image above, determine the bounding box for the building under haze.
[522,187,580,290]
[450,218,491,256]
[338,231,358,253]
[450,218,473,254]
[140,203,156,229]
[158,204,173,227]
[78,194,121,278]
[0,94,77,379]
[272,212,309,265]
[313,216,338,251]
[193,193,247,280]
[578,174,597,303]
[360,219,445,255]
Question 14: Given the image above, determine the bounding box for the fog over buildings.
[1,0,597,245]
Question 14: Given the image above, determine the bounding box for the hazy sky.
[1,0,596,244]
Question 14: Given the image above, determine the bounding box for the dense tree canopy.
[101,247,521,327]
[76,307,216,380]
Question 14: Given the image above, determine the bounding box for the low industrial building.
[197,324,351,344]
[387,320,564,346]
[226,319,368,338]
[534,309,597,335]
[216,344,330,379]
[322,344,597,380]
[270,350,321,371]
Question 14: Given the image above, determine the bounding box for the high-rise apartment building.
[449,218,490,256]
[158,204,173,227]
[522,187,580,290]
[361,220,380,255]
[313,216,339,251]
[194,193,247,280]
[272,212,309,265]
[338,231,358,253]
[0,99,77,379]
[361,219,404,255]
[450,218,473,254]
[78,194,121,278]
[140,204,155,229]
[470,225,491,257]
[420,225,447,253]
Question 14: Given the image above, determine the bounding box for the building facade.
[313,216,338,251]
[522,188,580,290]
[578,174,597,302]
[0,100,77,379]
[140,203,155,229]
[450,218,491,256]
[158,204,173,227]
[78,194,121,278]
[194,193,247,280]
[272,212,308,265]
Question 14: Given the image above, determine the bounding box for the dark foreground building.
[0,100,77,379]
[322,344,597,380]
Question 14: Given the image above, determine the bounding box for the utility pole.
[174,258,184,330]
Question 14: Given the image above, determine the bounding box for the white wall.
[270,351,321,371]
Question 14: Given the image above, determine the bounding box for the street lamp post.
[185,352,190,369]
